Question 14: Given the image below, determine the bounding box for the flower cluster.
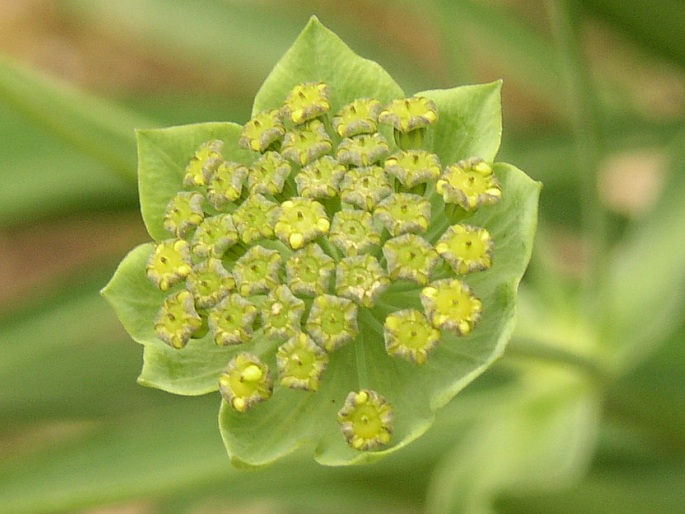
[145,82,502,451]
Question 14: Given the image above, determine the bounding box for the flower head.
[384,150,441,189]
[295,156,346,199]
[336,133,390,167]
[261,285,306,338]
[101,17,542,468]
[382,234,440,285]
[123,78,508,454]
[190,214,238,258]
[281,119,333,166]
[185,258,235,309]
[339,166,392,211]
[329,209,382,256]
[435,224,494,275]
[143,83,500,429]
[209,294,258,346]
[285,242,336,296]
[274,197,330,250]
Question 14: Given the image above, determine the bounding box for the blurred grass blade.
[431,0,564,110]
[578,0,685,67]
[65,0,435,93]
[0,399,231,514]
[0,103,137,225]
[65,0,307,88]
[0,54,155,183]
[0,396,423,514]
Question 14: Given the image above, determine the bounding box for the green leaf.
[101,244,235,395]
[252,16,404,116]
[421,81,503,163]
[137,122,251,241]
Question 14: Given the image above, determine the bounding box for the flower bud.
[154,290,203,349]
[435,224,493,275]
[338,389,393,451]
[146,239,193,291]
[219,352,273,412]
[183,140,223,187]
[285,243,336,296]
[277,332,329,391]
[436,158,502,211]
[384,309,441,364]
[239,109,286,153]
[163,191,205,238]
[332,98,382,138]
[421,279,482,335]
[209,294,258,346]
[282,82,331,125]
[329,209,382,256]
[306,294,358,351]
[382,234,440,285]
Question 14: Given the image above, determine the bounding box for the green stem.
[505,337,611,385]
[546,0,607,300]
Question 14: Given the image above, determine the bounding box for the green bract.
[102,17,540,466]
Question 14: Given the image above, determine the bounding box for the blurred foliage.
[0,0,684,513]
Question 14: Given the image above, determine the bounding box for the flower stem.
[505,336,611,385]
[546,0,607,300]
